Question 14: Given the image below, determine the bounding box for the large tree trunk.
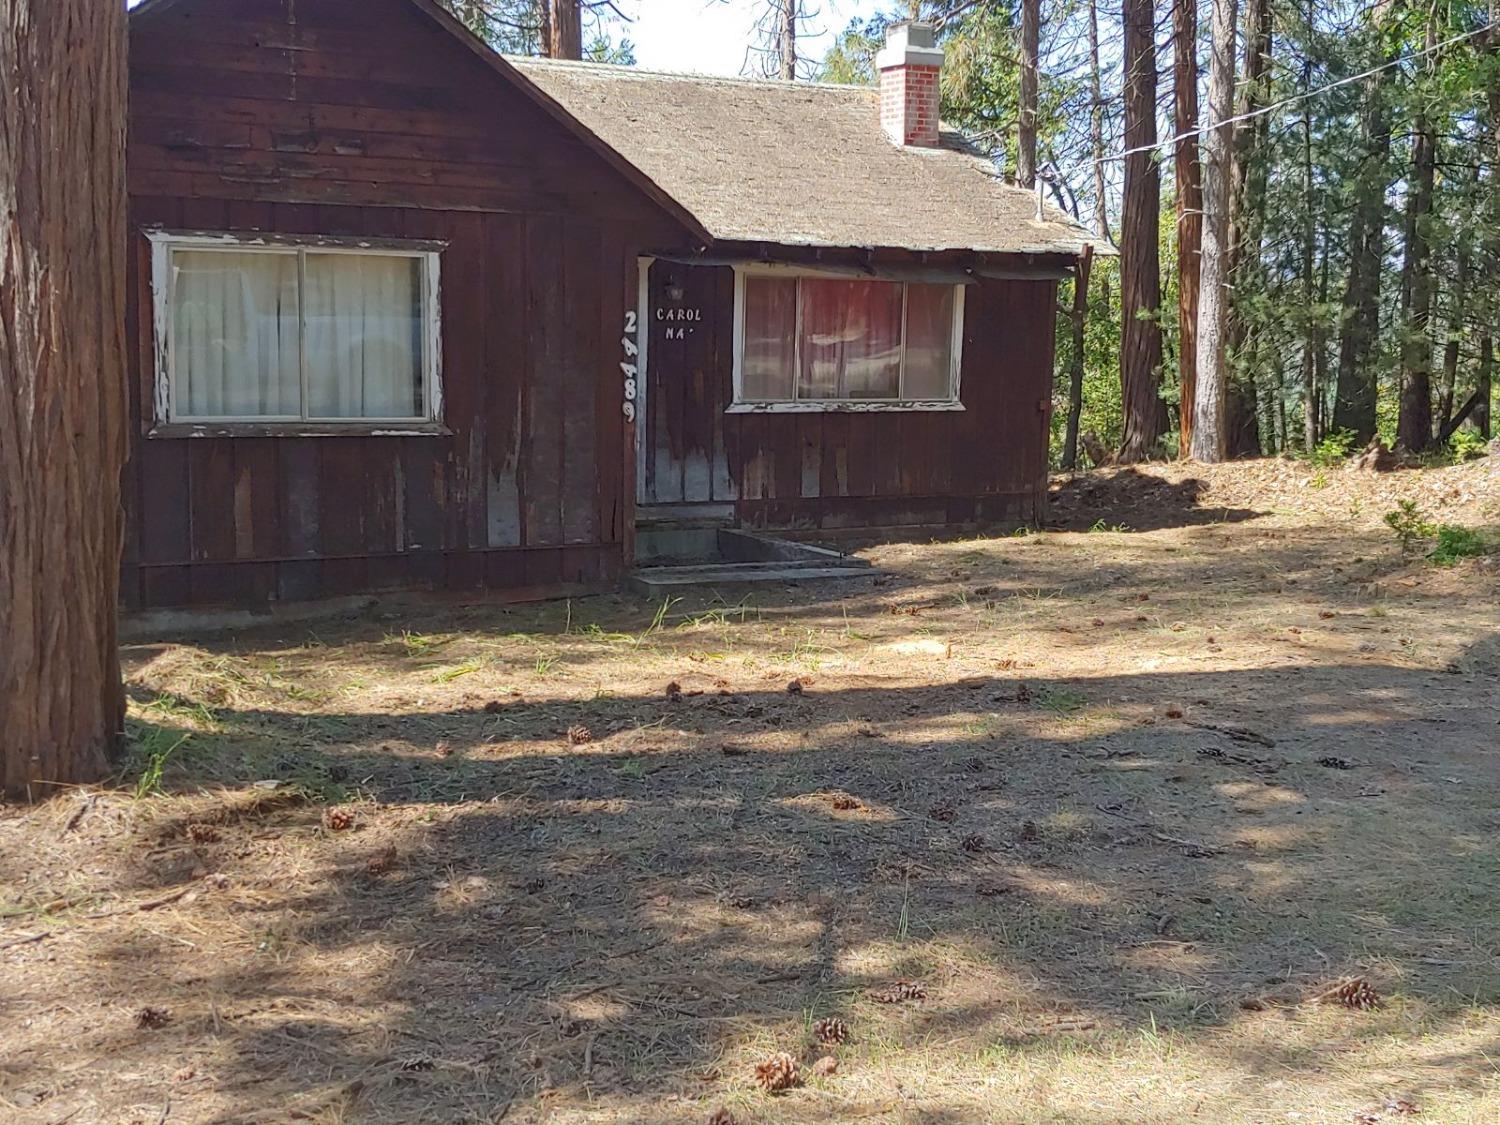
[1,0,129,800]
[547,0,581,59]
[1062,246,1094,470]
[1222,0,1270,456]
[1479,0,1499,440]
[1018,0,1040,188]
[1299,17,1320,451]
[1174,0,1203,454]
[1332,52,1392,441]
[1438,248,1467,430]
[1118,0,1166,462]
[1190,0,1237,460]
[1088,0,1112,241]
[1395,14,1438,453]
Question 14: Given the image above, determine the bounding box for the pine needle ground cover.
[2,459,1498,1124]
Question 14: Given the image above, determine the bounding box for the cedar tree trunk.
[547,0,582,59]
[1119,0,1166,461]
[1,0,129,800]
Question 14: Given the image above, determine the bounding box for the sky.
[617,0,886,77]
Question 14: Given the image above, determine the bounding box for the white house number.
[656,305,701,340]
[620,310,638,422]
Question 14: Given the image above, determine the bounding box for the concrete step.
[629,561,876,594]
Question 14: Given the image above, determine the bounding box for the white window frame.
[728,263,966,413]
[147,230,444,432]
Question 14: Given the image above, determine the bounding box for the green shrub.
[1308,428,1359,468]
[1450,430,1488,463]
[1383,500,1436,555]
[1428,525,1489,567]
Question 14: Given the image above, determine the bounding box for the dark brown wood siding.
[640,261,1057,530]
[123,0,686,609]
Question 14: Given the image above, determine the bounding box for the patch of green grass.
[1089,519,1129,533]
[1036,686,1089,715]
[1428,525,1489,567]
[124,724,192,799]
[431,655,489,683]
[532,654,559,676]
[388,630,447,657]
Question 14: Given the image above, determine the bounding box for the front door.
[636,260,736,507]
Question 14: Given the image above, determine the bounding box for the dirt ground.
[3,458,1499,1124]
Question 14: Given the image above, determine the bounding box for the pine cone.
[323,807,356,831]
[566,724,593,745]
[753,1051,800,1093]
[811,1054,838,1077]
[1017,820,1040,842]
[707,1109,737,1125]
[365,845,397,875]
[186,822,219,844]
[928,800,957,823]
[1015,681,1033,703]
[1318,976,1379,1010]
[136,1006,172,1029]
[962,833,988,853]
[1317,755,1353,770]
[870,979,927,1004]
[812,1016,849,1045]
[666,680,683,701]
[787,678,805,695]
[830,793,861,811]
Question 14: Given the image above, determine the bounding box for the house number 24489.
[620,310,638,421]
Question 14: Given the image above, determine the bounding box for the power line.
[1036,16,1498,216]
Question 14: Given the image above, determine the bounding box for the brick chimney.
[877,22,943,148]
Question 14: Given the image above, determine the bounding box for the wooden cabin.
[123,0,1094,610]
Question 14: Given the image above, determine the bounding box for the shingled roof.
[506,58,1096,257]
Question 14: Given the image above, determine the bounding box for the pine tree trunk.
[547,0,581,58]
[1088,0,1112,241]
[1223,0,1270,457]
[1190,0,1237,460]
[1,0,129,800]
[1395,12,1438,453]
[1438,249,1467,430]
[1174,0,1203,454]
[1119,0,1166,462]
[1299,21,1319,452]
[1062,246,1094,470]
[1332,59,1391,441]
[778,0,797,79]
[1018,0,1040,188]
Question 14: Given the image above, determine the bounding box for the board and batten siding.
[640,261,1059,530]
[122,0,688,609]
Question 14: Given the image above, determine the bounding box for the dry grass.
[2,460,1499,1124]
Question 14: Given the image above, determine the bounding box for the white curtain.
[172,250,299,418]
[304,253,423,419]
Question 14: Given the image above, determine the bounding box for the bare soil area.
[3,458,1499,1124]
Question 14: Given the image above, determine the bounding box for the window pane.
[172,250,299,418]
[305,253,425,419]
[798,278,901,400]
[742,276,796,400]
[903,284,956,399]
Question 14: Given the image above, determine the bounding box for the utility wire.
[1035,16,1498,216]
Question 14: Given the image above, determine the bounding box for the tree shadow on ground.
[12,624,1497,1122]
[1047,467,1264,531]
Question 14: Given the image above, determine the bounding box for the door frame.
[634,255,654,506]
